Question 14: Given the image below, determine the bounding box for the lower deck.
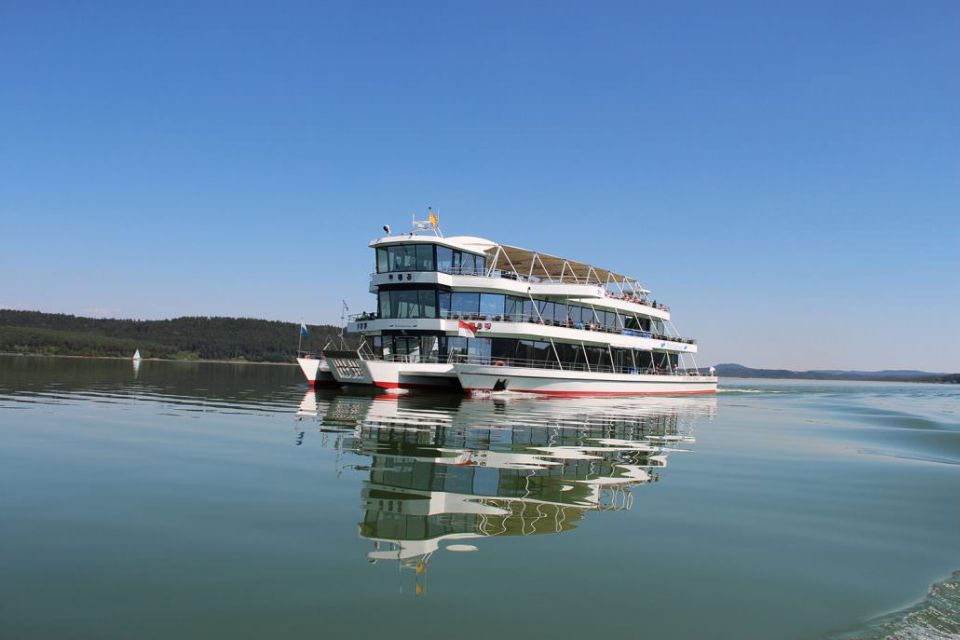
[310,351,716,396]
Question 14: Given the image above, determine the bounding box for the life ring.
[494,360,505,367]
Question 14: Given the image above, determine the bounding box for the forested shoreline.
[0,310,354,362]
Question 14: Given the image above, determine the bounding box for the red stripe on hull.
[463,388,717,397]
[373,381,456,391]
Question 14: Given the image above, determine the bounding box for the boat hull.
[363,360,460,393]
[296,357,336,386]
[455,364,717,397]
[324,352,459,393]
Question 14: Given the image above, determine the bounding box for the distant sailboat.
[132,349,142,361]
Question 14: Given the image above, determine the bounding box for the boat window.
[467,337,491,359]
[539,300,554,322]
[569,305,581,324]
[479,294,504,318]
[419,289,437,318]
[530,341,552,366]
[450,292,480,317]
[460,252,476,275]
[416,245,434,271]
[491,338,513,360]
[515,339,534,362]
[586,346,606,368]
[376,244,441,272]
[476,255,486,274]
[521,299,534,321]
[378,288,439,319]
[438,292,451,317]
[436,246,453,273]
[553,303,568,324]
[504,296,522,321]
[447,336,468,357]
[378,291,388,317]
[387,245,408,271]
[397,289,422,318]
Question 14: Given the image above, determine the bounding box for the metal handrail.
[347,309,696,344]
[440,312,696,344]
[447,353,707,376]
[369,269,669,309]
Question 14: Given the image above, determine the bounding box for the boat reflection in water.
[297,391,716,594]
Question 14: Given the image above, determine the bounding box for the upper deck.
[370,232,672,319]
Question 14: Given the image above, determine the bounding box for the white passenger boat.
[324,213,717,396]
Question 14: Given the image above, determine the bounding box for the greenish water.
[1,355,958,640]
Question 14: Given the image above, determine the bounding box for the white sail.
[132,349,141,361]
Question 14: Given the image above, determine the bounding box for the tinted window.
[539,301,554,322]
[467,337,491,359]
[395,289,421,318]
[419,289,436,317]
[522,299,534,321]
[504,296,521,320]
[553,303,568,324]
[437,246,453,272]
[379,288,439,319]
[416,245,434,271]
[460,252,476,275]
[377,244,440,272]
[531,341,552,365]
[447,336,468,356]
[438,292,451,317]
[451,292,479,316]
[480,294,504,318]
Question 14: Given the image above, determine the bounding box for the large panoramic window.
[375,244,436,273]
[378,288,437,319]
[447,337,491,360]
[375,243,487,275]
[435,247,487,275]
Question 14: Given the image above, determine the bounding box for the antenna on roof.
[411,207,443,237]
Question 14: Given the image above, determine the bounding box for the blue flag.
[300,322,308,337]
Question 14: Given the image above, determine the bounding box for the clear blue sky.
[1,1,957,370]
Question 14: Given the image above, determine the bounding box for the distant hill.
[715,363,959,384]
[0,310,355,362]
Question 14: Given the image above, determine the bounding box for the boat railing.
[439,311,696,344]
[371,269,668,308]
[447,353,707,376]
[360,353,446,364]
[347,309,696,344]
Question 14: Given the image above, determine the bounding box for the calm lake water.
[1,355,958,640]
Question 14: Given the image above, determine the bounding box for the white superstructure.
[320,216,717,396]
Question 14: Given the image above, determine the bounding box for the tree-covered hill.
[715,363,959,384]
[0,310,355,362]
